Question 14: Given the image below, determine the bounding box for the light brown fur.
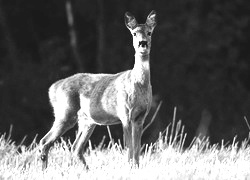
[39,10,157,169]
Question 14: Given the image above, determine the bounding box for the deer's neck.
[131,53,151,86]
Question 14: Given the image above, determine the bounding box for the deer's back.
[48,72,125,102]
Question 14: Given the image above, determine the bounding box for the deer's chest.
[125,82,152,110]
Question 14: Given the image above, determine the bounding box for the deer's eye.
[147,32,151,36]
[133,33,136,36]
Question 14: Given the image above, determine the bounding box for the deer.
[39,10,157,170]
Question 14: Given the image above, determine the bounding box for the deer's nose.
[138,41,148,48]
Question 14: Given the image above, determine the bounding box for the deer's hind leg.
[71,119,96,168]
[39,94,79,169]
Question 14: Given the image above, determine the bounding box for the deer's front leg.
[122,122,133,162]
[131,119,144,166]
[122,116,144,166]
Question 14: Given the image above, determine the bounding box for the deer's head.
[125,10,157,55]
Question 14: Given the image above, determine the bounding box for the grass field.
[1,117,250,180]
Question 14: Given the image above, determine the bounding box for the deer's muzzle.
[139,41,148,48]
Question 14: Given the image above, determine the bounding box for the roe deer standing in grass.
[39,10,157,169]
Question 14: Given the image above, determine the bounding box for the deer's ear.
[146,10,157,28]
[125,12,137,30]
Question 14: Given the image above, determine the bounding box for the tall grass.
[1,110,250,180]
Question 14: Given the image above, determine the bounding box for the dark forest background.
[0,0,250,146]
